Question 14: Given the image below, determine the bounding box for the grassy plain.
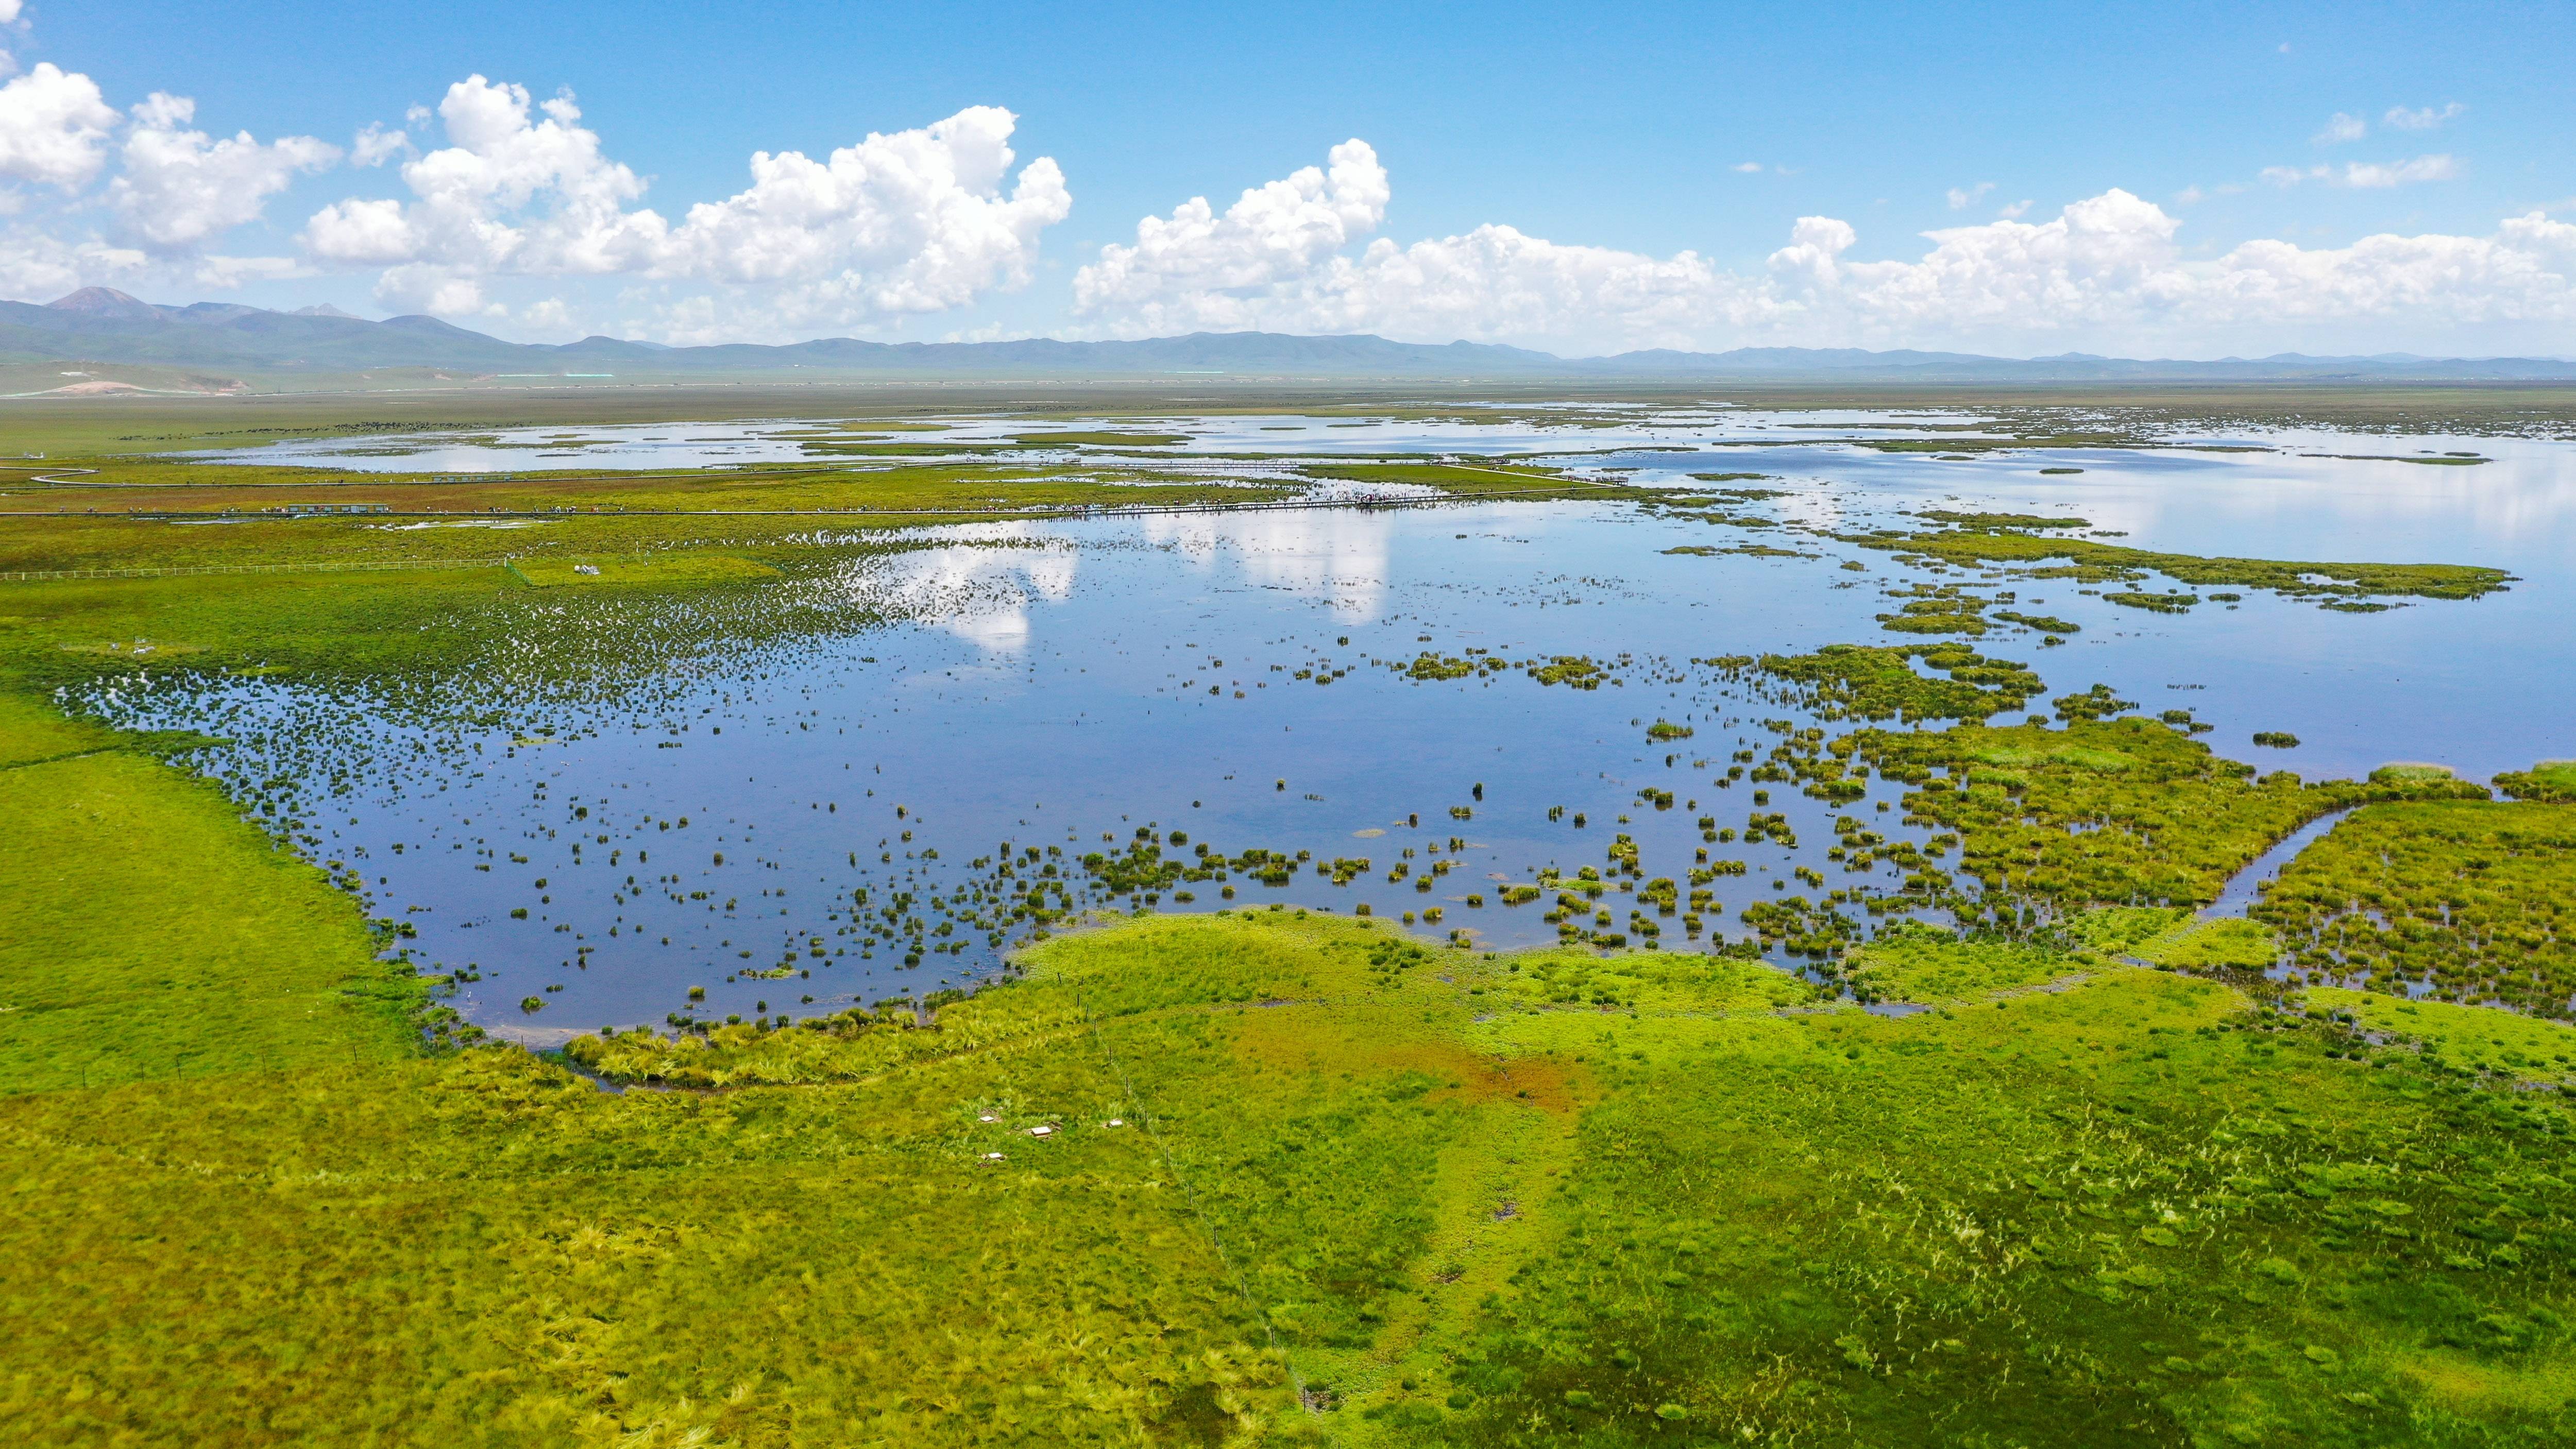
[8,878,2573,1444]
[506,553,782,588]
[10,378,2576,442]
[2313,987,2576,1085]
[0,691,419,1093]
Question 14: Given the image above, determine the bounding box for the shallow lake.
[200,405,1973,473]
[99,408,2576,1038]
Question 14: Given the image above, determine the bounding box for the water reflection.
[841,525,1077,652]
[1140,506,1394,617]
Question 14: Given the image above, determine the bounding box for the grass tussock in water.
[1720,643,2042,722]
[1876,581,2002,636]
[1852,717,2492,922]
[1843,524,2513,606]
[2494,761,2576,804]
[2252,800,2576,1016]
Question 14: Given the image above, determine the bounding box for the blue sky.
[4,0,2571,354]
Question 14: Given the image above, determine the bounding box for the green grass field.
[506,553,782,588]
[0,694,421,1093]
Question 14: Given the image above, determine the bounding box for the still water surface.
[103,411,2576,1037]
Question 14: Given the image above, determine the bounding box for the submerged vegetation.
[1916,509,2091,530]
[1727,642,2043,722]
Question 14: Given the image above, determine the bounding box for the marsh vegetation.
[4,387,2573,1444]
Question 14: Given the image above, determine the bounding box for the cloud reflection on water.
[1140,506,1394,617]
[840,523,1078,652]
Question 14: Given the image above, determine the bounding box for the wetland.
[3,384,2574,1445]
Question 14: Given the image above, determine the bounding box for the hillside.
[9,287,2576,385]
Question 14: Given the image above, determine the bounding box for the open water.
[99,408,2576,1038]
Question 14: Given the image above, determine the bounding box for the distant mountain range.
[12,286,2576,384]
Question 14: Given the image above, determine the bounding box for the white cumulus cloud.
[2194,213,2576,328]
[1765,195,2576,349]
[0,61,118,190]
[0,64,323,297]
[1777,190,2189,338]
[0,229,134,298]
[1075,141,2576,355]
[1074,138,1751,349]
[2313,112,2367,144]
[651,104,1070,314]
[303,76,662,279]
[1073,139,1389,332]
[370,262,498,316]
[1945,181,1994,210]
[110,93,340,250]
[303,77,1069,323]
[517,295,576,334]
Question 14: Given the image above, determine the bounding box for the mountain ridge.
[9,288,2574,383]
